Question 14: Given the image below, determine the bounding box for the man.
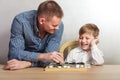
[4,0,64,70]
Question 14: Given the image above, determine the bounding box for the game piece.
[44,62,90,71]
[75,64,80,68]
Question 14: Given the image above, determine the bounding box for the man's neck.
[39,32,46,39]
[38,25,46,39]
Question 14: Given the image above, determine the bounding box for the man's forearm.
[8,50,40,62]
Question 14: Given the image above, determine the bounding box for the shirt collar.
[33,14,51,38]
[75,47,90,53]
[33,13,39,35]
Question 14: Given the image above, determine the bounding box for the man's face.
[43,16,61,34]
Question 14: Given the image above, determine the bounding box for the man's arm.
[4,59,32,70]
[8,17,40,62]
[5,17,64,70]
[6,16,40,69]
[45,22,64,52]
[34,22,64,67]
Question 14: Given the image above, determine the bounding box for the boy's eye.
[86,38,90,40]
[79,37,82,39]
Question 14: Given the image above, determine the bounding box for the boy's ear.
[95,36,98,39]
[96,39,99,44]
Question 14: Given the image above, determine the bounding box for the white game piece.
[48,65,53,68]
[67,66,70,68]
[87,64,91,68]
[63,65,67,68]
[80,65,84,68]
[76,64,80,68]
[57,66,62,68]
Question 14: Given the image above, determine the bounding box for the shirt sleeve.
[34,22,64,67]
[33,22,64,67]
[8,17,40,62]
[91,44,104,65]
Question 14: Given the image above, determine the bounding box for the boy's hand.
[91,38,99,46]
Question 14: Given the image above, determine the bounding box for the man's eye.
[53,25,58,27]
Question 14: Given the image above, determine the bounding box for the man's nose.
[54,26,59,30]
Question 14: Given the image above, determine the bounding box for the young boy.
[65,23,104,65]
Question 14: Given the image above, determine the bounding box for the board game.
[44,62,91,71]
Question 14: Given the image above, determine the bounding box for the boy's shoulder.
[70,47,82,53]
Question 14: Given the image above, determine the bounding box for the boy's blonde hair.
[79,23,99,37]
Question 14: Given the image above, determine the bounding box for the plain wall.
[0,0,120,64]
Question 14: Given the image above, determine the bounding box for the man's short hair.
[37,0,63,20]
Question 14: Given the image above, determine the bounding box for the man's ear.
[38,17,46,24]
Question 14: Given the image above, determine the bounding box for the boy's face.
[79,33,95,51]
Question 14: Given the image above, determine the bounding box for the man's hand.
[39,51,64,64]
[4,59,31,70]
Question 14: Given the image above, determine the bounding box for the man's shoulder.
[14,10,37,21]
[16,10,37,16]
[59,21,64,29]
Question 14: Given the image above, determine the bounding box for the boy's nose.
[81,38,86,43]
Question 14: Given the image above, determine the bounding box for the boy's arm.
[91,39,104,65]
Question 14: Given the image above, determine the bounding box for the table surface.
[0,64,120,80]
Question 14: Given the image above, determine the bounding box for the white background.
[0,0,120,64]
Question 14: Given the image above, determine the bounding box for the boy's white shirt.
[65,44,104,65]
